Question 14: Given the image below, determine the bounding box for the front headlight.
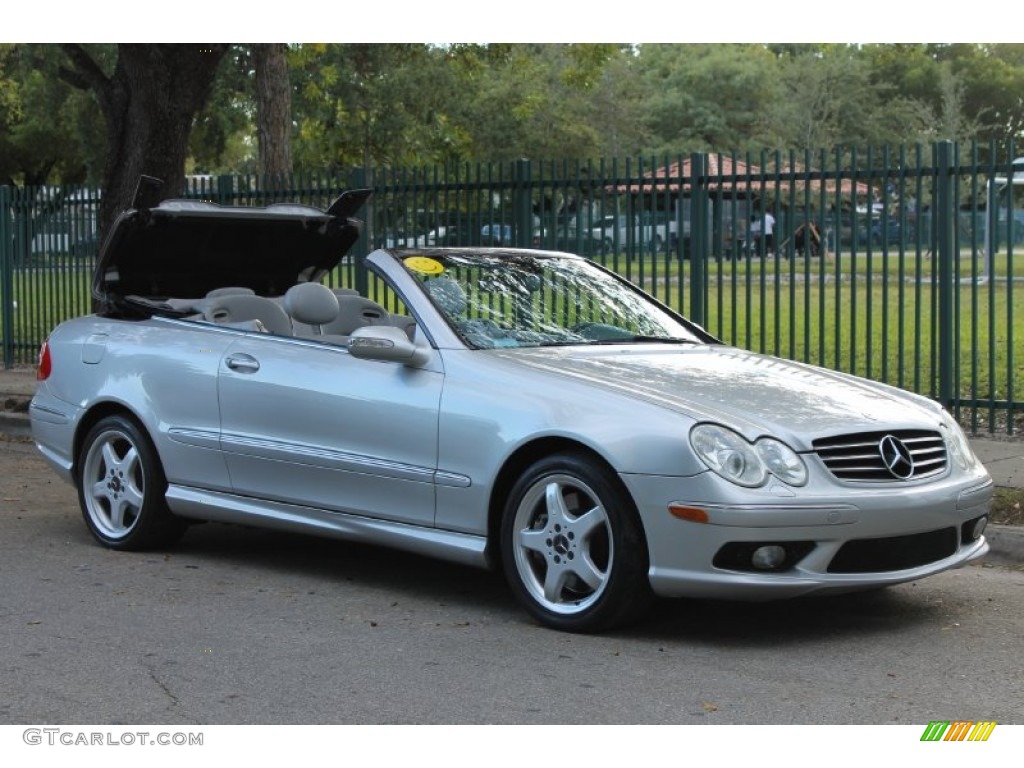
[690,424,808,488]
[755,438,809,487]
[940,415,978,472]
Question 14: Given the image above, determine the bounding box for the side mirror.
[347,325,430,367]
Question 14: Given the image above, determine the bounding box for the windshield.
[401,251,708,349]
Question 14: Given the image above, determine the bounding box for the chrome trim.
[167,427,222,450]
[220,433,437,483]
[813,430,948,483]
[435,471,472,488]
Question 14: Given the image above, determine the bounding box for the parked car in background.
[31,190,993,633]
[438,223,506,247]
[590,213,678,252]
[421,226,447,246]
[481,224,514,245]
[532,224,605,257]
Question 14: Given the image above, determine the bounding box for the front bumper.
[621,468,993,600]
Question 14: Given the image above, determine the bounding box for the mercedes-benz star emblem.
[879,435,915,479]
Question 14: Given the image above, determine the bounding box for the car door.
[216,333,443,526]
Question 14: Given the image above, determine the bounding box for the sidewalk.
[2,364,1022,562]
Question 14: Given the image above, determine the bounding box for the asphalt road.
[1,438,1022,726]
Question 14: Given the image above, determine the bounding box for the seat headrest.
[283,282,340,326]
[206,286,256,297]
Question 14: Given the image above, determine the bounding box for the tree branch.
[58,44,110,95]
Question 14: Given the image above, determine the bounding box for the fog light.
[751,545,787,571]
[971,516,988,541]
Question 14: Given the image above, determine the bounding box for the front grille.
[812,430,947,482]
[827,527,958,573]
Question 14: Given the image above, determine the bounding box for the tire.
[77,414,186,550]
[500,453,652,632]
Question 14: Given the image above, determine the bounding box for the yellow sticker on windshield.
[403,256,445,275]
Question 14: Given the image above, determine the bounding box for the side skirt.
[165,485,489,569]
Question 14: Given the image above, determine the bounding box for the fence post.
[935,141,956,408]
[0,185,12,369]
[513,159,533,249]
[216,174,234,205]
[688,153,708,327]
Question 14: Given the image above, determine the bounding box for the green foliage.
[290,43,460,169]
[188,45,257,174]
[0,44,107,186]
[6,43,1024,184]
[638,44,779,153]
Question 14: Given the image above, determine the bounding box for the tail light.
[37,339,52,381]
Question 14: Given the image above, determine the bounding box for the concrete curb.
[982,525,1024,566]
[0,411,30,439]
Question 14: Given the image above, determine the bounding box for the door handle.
[225,354,260,373]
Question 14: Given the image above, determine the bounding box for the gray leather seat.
[283,283,340,336]
[202,294,293,335]
[324,295,391,335]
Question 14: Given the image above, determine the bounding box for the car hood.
[93,189,371,311]
[493,344,944,450]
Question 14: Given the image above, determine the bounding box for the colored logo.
[920,721,997,741]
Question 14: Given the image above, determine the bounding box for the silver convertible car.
[30,192,993,632]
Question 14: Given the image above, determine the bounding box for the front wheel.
[77,414,186,550]
[500,453,652,632]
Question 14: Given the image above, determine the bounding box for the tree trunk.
[61,44,229,244]
[254,43,293,187]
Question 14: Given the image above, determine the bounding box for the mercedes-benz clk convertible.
[29,190,993,632]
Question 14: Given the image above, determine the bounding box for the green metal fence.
[1,141,1021,434]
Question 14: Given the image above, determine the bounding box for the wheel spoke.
[542,561,572,603]
[122,484,144,512]
[568,553,605,591]
[110,497,129,530]
[121,446,139,476]
[568,504,606,540]
[101,440,120,472]
[91,480,110,503]
[518,527,550,555]
[544,481,570,523]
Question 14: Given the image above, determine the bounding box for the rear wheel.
[500,453,652,632]
[77,414,186,550]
